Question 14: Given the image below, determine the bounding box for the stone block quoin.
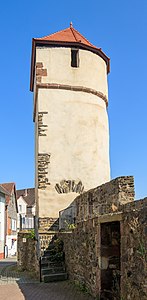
[36,62,47,83]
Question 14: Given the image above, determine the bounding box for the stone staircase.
[40,237,68,283]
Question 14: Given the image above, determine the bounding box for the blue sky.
[0,0,147,199]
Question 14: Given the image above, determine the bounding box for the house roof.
[30,23,110,91]
[17,188,35,206]
[0,184,10,196]
[1,183,15,195]
[1,182,18,211]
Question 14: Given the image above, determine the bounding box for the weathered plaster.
[36,47,108,96]
[34,46,110,218]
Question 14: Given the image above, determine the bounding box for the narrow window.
[71,49,79,67]
[19,205,22,212]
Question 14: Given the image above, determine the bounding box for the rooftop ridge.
[17,187,35,191]
[70,26,78,42]
[71,27,100,49]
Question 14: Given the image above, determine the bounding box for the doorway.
[100,221,120,299]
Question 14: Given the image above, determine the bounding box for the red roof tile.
[35,23,99,50]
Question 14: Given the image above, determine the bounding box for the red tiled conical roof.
[30,24,110,91]
[35,22,99,50]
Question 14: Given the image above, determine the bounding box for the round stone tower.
[30,23,110,219]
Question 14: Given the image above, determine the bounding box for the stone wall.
[38,218,59,255]
[59,202,76,230]
[17,231,39,277]
[59,219,101,297]
[39,217,59,231]
[75,176,134,223]
[17,230,59,274]
[58,177,146,299]
[60,176,134,227]
[17,176,146,298]
[39,232,57,255]
[121,198,147,300]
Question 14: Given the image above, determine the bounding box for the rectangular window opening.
[71,49,79,68]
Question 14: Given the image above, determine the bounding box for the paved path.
[0,257,39,285]
[0,258,94,300]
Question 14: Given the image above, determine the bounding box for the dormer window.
[71,49,79,67]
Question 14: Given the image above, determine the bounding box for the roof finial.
[70,21,73,28]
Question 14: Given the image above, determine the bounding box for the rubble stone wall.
[58,177,146,299]
[75,176,134,222]
[39,217,59,231]
[121,198,147,300]
[17,231,39,277]
[59,218,101,297]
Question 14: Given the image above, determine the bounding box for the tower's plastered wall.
[35,47,110,217]
[36,47,108,95]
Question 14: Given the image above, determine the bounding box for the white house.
[17,188,35,230]
[1,183,18,257]
[0,185,7,259]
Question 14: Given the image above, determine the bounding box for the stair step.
[41,260,64,265]
[41,254,64,262]
[42,266,65,275]
[43,250,64,256]
[40,240,66,283]
[41,255,64,262]
[41,261,64,268]
[41,256,53,262]
[43,273,68,283]
[46,244,55,250]
[44,249,56,256]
